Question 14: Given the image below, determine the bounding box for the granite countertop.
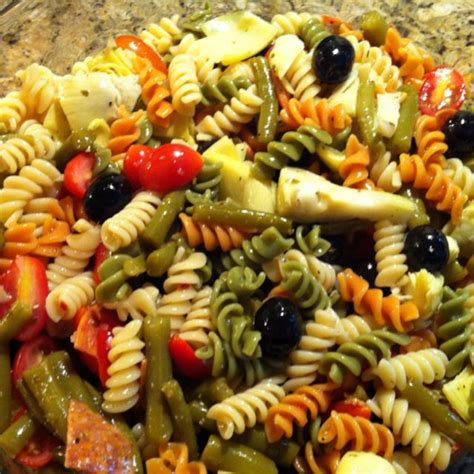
[0,0,473,98]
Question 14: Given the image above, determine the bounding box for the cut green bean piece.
[0,302,32,344]
[0,413,37,458]
[0,345,12,433]
[360,10,389,46]
[146,241,177,277]
[189,400,217,432]
[54,129,96,171]
[191,377,234,404]
[16,379,49,429]
[356,80,377,146]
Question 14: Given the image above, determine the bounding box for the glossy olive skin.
[353,260,378,287]
[404,225,449,272]
[254,297,303,358]
[84,174,133,223]
[312,35,355,84]
[443,111,474,157]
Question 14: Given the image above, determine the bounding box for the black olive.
[404,225,449,272]
[312,35,355,84]
[319,235,346,265]
[353,260,378,287]
[84,173,133,223]
[443,451,474,474]
[442,110,474,157]
[254,297,303,358]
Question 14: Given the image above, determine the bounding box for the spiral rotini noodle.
[300,16,330,49]
[18,119,57,160]
[0,91,27,133]
[335,314,375,344]
[444,158,474,198]
[415,112,450,166]
[108,108,145,163]
[271,12,313,37]
[140,15,181,55]
[370,150,401,193]
[146,442,207,474]
[19,197,66,229]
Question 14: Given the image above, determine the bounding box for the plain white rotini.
[374,220,408,288]
[393,451,426,474]
[196,85,263,141]
[101,191,161,251]
[444,158,474,198]
[370,151,402,193]
[270,11,313,36]
[363,348,448,390]
[156,249,207,331]
[207,380,285,439]
[284,308,340,392]
[169,54,202,116]
[18,120,57,160]
[221,61,255,83]
[368,389,453,470]
[102,320,145,414]
[0,159,61,227]
[335,314,375,344]
[46,219,101,288]
[178,286,213,348]
[46,272,96,322]
[140,15,182,55]
[0,91,27,132]
[19,197,65,230]
[105,284,160,322]
[0,136,36,174]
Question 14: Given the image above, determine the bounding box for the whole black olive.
[313,35,355,84]
[443,110,474,157]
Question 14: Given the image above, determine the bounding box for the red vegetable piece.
[92,244,110,284]
[419,66,466,116]
[64,152,95,199]
[0,256,48,342]
[332,399,372,419]
[169,335,210,380]
[123,144,154,189]
[139,144,204,194]
[15,427,58,469]
[96,326,114,386]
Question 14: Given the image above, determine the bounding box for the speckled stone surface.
[0,0,473,97]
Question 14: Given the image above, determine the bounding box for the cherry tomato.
[12,335,58,387]
[0,256,48,341]
[332,399,372,419]
[419,66,466,116]
[96,326,114,386]
[16,429,58,468]
[139,144,203,194]
[115,34,167,74]
[63,152,95,199]
[92,244,110,284]
[123,144,154,189]
[169,335,210,380]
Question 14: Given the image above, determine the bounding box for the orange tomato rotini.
[296,442,341,474]
[33,216,70,258]
[400,328,438,354]
[1,222,38,260]
[146,443,207,474]
[108,106,145,160]
[58,196,86,227]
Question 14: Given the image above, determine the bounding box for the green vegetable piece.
[142,191,185,248]
[356,80,377,146]
[0,413,37,458]
[0,302,32,344]
[202,435,278,474]
[54,129,96,171]
[123,254,147,277]
[191,377,234,404]
[0,345,12,433]
[192,202,293,235]
[360,11,389,46]
[136,117,154,145]
[146,242,177,277]
[16,379,49,430]
[189,400,217,432]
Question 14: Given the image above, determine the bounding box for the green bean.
[192,203,293,235]
[123,254,147,277]
[202,435,278,474]
[360,11,389,46]
[189,400,217,432]
[84,381,102,411]
[401,188,430,229]
[0,413,37,458]
[54,129,96,171]
[191,377,234,404]
[356,80,377,146]
[250,57,278,144]
[387,84,418,154]
[162,380,198,460]
[181,7,213,33]
[16,379,49,429]
[0,302,32,344]
[0,345,12,433]
[400,381,474,451]
[142,191,186,248]
[146,241,177,277]
[143,315,173,458]
[443,260,468,284]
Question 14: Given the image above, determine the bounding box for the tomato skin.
[419,66,466,116]
[123,144,154,189]
[15,429,58,468]
[332,399,372,419]
[64,152,95,199]
[96,326,113,386]
[92,244,110,284]
[0,256,48,342]
[115,35,167,74]
[169,335,210,380]
[139,144,204,194]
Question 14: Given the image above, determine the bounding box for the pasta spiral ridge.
[363,348,448,390]
[284,308,340,392]
[225,266,265,298]
[146,442,207,474]
[46,272,96,322]
[296,442,341,474]
[300,17,330,49]
[207,380,285,439]
[72,47,136,76]
[271,12,313,37]
[415,113,449,166]
[294,225,331,257]
[370,150,402,193]
[253,125,332,179]
[18,120,57,160]
[264,383,336,442]
[196,85,263,141]
[101,191,161,251]
[46,218,101,288]
[200,76,252,106]
[444,158,474,198]
[337,268,420,332]
[169,54,202,116]
[336,314,375,344]
[140,15,181,55]
[373,219,409,288]
[0,91,27,133]
[368,388,452,470]
[19,197,66,228]
[318,410,395,458]
[185,158,222,208]
[319,329,410,384]
[102,320,145,414]
[108,108,144,158]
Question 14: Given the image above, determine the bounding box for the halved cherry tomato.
[169,335,210,380]
[12,335,58,387]
[92,244,110,284]
[332,399,372,419]
[63,152,95,199]
[0,256,48,341]
[115,34,167,74]
[97,326,114,386]
[123,144,154,189]
[139,144,203,194]
[419,66,466,116]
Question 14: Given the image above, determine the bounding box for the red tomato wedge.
[115,34,167,74]
[419,66,466,116]
[96,326,114,386]
[64,152,95,199]
[0,256,48,341]
[15,427,58,469]
[12,336,58,387]
[123,144,154,189]
[139,144,204,194]
[92,244,110,284]
[169,335,210,380]
[332,399,372,419]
